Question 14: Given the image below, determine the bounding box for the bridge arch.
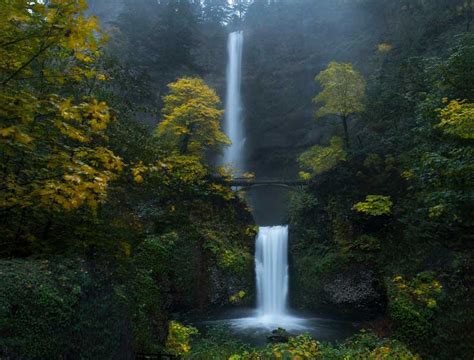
[226,178,308,191]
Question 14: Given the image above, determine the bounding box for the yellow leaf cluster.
[299,136,347,177]
[0,0,105,87]
[0,1,122,214]
[353,195,393,216]
[270,334,321,359]
[377,43,393,54]
[165,321,198,356]
[393,274,442,309]
[30,147,123,211]
[229,290,246,304]
[131,161,148,184]
[436,99,474,139]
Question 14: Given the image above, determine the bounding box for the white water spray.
[223,31,245,173]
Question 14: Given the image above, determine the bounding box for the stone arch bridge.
[225,177,309,191]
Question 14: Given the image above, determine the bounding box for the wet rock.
[209,266,255,307]
[321,265,386,315]
[267,328,291,343]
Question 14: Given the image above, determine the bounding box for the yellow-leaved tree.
[156,77,230,158]
[436,99,474,139]
[0,1,122,216]
[314,62,366,148]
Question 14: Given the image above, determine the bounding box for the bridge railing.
[226,178,309,187]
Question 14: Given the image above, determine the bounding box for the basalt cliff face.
[241,3,379,179]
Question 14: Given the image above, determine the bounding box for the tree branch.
[1,43,52,86]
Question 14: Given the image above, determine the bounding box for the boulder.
[320,264,386,315]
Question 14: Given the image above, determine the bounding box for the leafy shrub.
[387,272,442,350]
[187,326,252,360]
[264,334,321,359]
[166,321,199,356]
[353,195,393,216]
[350,234,381,252]
[123,236,171,353]
[436,99,474,139]
[229,290,247,304]
[217,248,253,275]
[321,331,420,360]
[0,258,125,359]
[220,332,418,359]
[227,334,320,360]
[299,137,347,178]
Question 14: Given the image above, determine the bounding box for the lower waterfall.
[230,225,307,331]
[256,226,289,318]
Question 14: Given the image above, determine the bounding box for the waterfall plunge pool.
[193,308,358,346]
[192,226,358,345]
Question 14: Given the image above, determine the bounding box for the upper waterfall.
[222,31,245,173]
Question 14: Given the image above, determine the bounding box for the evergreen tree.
[152,0,201,72]
[202,0,230,25]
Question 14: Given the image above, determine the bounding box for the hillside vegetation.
[0,0,472,359]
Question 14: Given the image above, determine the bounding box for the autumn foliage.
[0,0,121,215]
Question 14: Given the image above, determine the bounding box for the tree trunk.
[195,236,210,311]
[40,218,52,243]
[341,115,350,149]
[467,9,472,32]
[179,123,195,155]
[179,134,190,155]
